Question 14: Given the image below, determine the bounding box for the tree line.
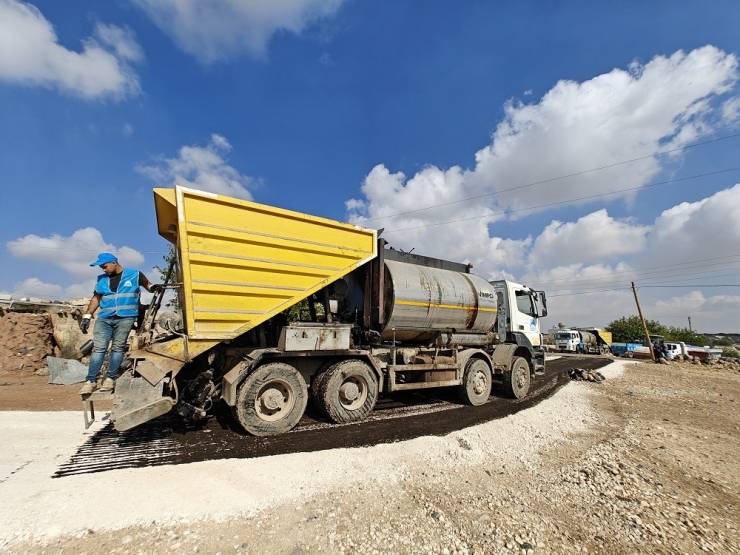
[604,315,734,347]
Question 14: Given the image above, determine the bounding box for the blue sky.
[1,0,739,333]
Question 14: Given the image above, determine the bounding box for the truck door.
[512,288,541,346]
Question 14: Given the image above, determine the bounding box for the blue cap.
[90,253,118,267]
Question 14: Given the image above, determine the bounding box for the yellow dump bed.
[154,186,377,357]
[598,330,613,346]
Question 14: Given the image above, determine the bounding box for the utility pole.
[631,282,655,362]
[688,316,692,332]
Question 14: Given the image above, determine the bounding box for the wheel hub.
[261,388,285,411]
[472,371,486,395]
[339,381,360,402]
[515,368,528,390]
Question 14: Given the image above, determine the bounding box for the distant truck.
[554,328,612,355]
[109,186,548,436]
[612,335,664,359]
[664,341,722,361]
[610,342,643,357]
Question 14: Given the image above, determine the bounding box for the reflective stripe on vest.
[96,268,141,318]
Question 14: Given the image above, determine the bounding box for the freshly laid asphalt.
[54,355,612,477]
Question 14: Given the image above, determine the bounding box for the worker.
[653,341,667,361]
[78,253,162,395]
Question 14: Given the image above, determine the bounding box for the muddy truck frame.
[113,186,548,436]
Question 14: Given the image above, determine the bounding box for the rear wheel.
[316,359,378,423]
[234,362,307,436]
[502,356,530,399]
[458,358,492,406]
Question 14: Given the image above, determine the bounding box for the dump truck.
[112,186,548,436]
[554,328,612,355]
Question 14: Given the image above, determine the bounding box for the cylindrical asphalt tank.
[381,260,498,342]
[579,330,598,346]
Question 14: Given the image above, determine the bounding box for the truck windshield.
[555,332,571,340]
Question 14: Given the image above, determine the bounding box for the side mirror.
[537,291,548,317]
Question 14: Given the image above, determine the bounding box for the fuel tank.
[381,260,498,342]
[579,330,598,345]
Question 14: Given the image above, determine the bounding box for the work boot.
[99,378,115,392]
[79,381,96,395]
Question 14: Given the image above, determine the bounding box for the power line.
[537,272,740,294]
[532,255,740,288]
[544,281,740,298]
[359,132,740,224]
[534,265,740,290]
[638,284,739,288]
[382,168,740,233]
[546,287,630,298]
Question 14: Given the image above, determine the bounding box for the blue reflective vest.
[95,268,141,318]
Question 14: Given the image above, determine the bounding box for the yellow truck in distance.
[554,328,612,355]
[113,186,548,436]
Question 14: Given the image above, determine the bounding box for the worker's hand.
[150,284,164,294]
[79,315,92,334]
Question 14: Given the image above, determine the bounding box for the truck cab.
[554,329,581,353]
[490,280,547,372]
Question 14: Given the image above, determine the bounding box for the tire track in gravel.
[54,356,611,477]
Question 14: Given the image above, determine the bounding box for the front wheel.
[233,362,308,436]
[502,356,530,399]
[458,358,492,406]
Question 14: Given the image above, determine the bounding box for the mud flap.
[112,375,175,431]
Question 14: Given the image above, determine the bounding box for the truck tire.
[233,362,308,436]
[458,358,492,406]
[309,358,338,409]
[315,359,378,423]
[502,356,530,399]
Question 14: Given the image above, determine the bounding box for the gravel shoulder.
[2,359,739,555]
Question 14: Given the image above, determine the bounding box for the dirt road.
[1,358,739,554]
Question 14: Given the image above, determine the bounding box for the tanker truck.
[111,186,548,436]
[554,328,611,355]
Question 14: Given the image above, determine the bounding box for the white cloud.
[11,277,98,301]
[653,290,707,315]
[648,183,740,263]
[473,45,737,214]
[651,291,740,333]
[347,46,739,280]
[723,97,740,122]
[7,227,145,278]
[529,209,649,268]
[0,0,143,99]
[135,134,257,200]
[529,185,740,330]
[349,164,518,272]
[131,0,346,63]
[12,278,62,298]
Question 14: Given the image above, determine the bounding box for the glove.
[79,315,92,334]
[150,284,164,293]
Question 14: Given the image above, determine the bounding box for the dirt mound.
[0,312,55,373]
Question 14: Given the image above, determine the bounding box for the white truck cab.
[554,329,581,352]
